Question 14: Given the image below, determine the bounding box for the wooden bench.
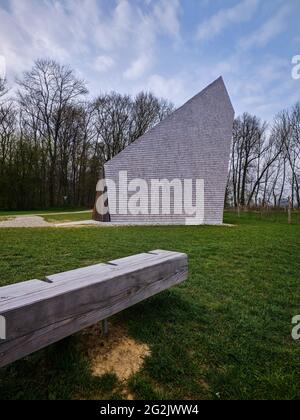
[0,250,188,368]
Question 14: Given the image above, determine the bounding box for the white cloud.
[146,74,186,103]
[211,52,295,121]
[0,0,151,82]
[94,55,115,73]
[94,0,133,51]
[0,0,102,76]
[122,14,155,80]
[196,0,260,42]
[0,0,298,126]
[153,0,181,40]
[239,6,291,49]
[0,0,182,85]
[123,0,181,80]
[124,54,152,80]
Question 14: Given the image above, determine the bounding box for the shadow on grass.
[0,291,209,400]
[117,290,212,400]
[0,335,119,400]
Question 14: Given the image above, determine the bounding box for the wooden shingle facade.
[95,77,234,225]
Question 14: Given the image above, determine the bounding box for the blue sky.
[0,0,299,122]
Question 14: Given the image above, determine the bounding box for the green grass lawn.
[0,207,88,217]
[43,212,93,223]
[0,211,300,400]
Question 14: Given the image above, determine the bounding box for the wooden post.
[288,196,292,225]
[102,319,109,337]
[237,202,240,218]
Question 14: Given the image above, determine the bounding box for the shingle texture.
[104,77,234,225]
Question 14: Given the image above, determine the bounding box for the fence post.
[237,202,240,218]
[288,196,292,225]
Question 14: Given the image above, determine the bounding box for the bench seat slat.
[0,280,53,302]
[108,250,174,266]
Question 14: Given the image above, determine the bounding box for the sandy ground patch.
[55,220,236,228]
[0,216,53,228]
[79,323,151,384]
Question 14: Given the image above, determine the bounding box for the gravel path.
[0,216,235,228]
[0,216,53,228]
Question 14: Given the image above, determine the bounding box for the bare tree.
[274,108,300,208]
[0,78,7,98]
[0,102,17,207]
[0,58,175,211]
[130,92,174,142]
[229,113,268,207]
[93,93,133,162]
[3,56,300,213]
[93,91,174,163]
[17,59,88,206]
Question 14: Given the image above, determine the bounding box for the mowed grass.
[43,212,92,223]
[0,207,88,217]
[0,211,300,400]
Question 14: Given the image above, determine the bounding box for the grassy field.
[0,211,300,400]
[0,208,92,223]
[0,207,88,217]
[43,212,92,223]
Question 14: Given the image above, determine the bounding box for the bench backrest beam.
[0,250,188,368]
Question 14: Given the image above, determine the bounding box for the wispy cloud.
[0,0,180,81]
[196,0,260,42]
[153,0,181,41]
[0,0,106,72]
[239,5,291,49]
[123,0,182,80]
[0,0,298,124]
[94,55,115,73]
[94,0,133,51]
[124,54,152,80]
[146,73,186,102]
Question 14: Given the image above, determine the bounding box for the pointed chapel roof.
[105,76,234,166]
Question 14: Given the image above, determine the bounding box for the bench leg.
[101,319,109,337]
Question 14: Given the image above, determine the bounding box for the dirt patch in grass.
[0,217,14,222]
[79,323,151,385]
[0,216,52,228]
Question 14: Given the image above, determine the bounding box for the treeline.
[0,59,173,210]
[1,58,299,211]
[227,106,300,209]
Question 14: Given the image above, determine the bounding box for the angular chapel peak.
[179,76,234,115]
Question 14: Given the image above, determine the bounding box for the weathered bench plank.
[0,250,188,368]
